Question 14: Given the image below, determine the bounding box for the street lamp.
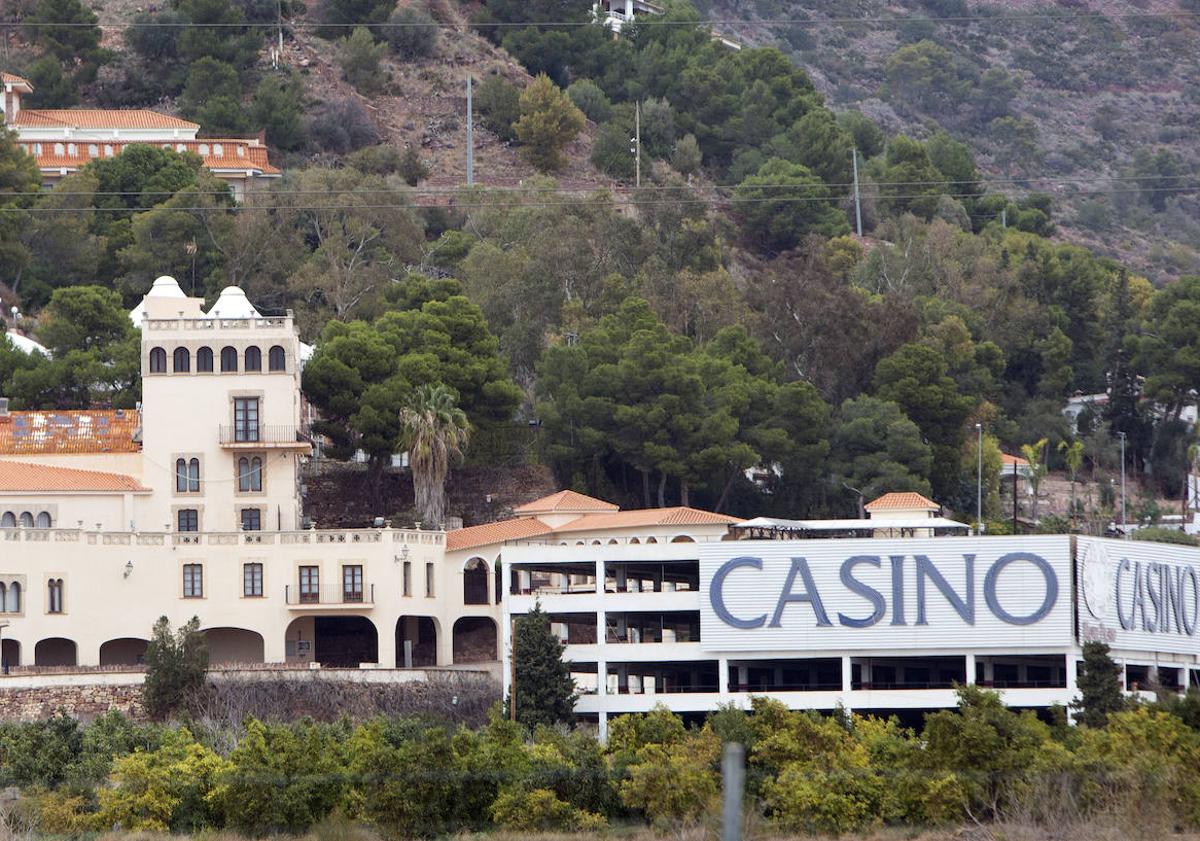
[975,423,983,535]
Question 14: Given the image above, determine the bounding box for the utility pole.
[273,0,283,68]
[631,101,641,189]
[721,742,745,841]
[466,76,475,187]
[1118,431,1127,534]
[851,147,863,237]
[1012,458,1018,534]
[975,422,983,534]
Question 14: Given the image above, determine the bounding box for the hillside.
[702,0,1200,281]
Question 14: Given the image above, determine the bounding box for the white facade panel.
[1077,536,1200,657]
[698,536,1072,653]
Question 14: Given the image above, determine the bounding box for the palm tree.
[1058,439,1084,531]
[399,383,470,527]
[1020,438,1049,523]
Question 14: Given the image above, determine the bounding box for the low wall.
[0,664,500,722]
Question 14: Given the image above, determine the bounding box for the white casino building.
[3,279,1199,734]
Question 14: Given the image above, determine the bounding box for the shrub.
[591,120,636,180]
[142,615,208,721]
[671,133,702,175]
[338,26,387,93]
[566,79,611,123]
[490,788,607,831]
[347,144,404,175]
[252,73,307,151]
[384,6,438,60]
[619,727,720,827]
[513,74,585,172]
[476,75,521,142]
[398,147,429,186]
[179,56,241,116]
[306,100,381,154]
[1132,526,1199,546]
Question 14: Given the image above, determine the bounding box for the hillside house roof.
[1,72,33,91]
[0,460,148,493]
[864,491,940,513]
[552,507,740,532]
[20,139,280,177]
[446,517,553,552]
[12,109,200,130]
[0,410,140,455]
[512,490,620,514]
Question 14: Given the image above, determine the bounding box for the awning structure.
[733,516,971,538]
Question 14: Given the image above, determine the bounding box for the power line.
[2,183,1196,213]
[3,173,1196,200]
[3,10,1198,27]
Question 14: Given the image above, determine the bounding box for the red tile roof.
[0,411,140,455]
[0,460,148,493]
[1001,453,1030,467]
[513,490,619,514]
[553,507,740,532]
[13,109,199,130]
[2,72,33,89]
[446,517,553,552]
[24,139,280,177]
[864,491,939,512]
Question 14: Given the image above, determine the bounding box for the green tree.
[399,383,471,527]
[837,110,885,159]
[1134,276,1200,419]
[566,79,612,123]
[384,6,438,59]
[770,108,853,186]
[251,73,306,150]
[884,40,966,113]
[23,0,105,66]
[21,55,79,108]
[514,74,586,172]
[476,75,521,141]
[141,616,209,721]
[338,26,388,93]
[1071,641,1126,728]
[1058,438,1085,529]
[830,396,933,510]
[1020,438,1049,522]
[512,603,577,728]
[735,158,848,252]
[179,57,241,116]
[671,133,702,176]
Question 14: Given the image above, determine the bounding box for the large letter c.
[711,556,767,629]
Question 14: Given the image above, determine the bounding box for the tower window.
[197,346,214,372]
[268,345,286,371]
[149,347,167,373]
[245,346,262,372]
[220,346,238,372]
[173,346,190,373]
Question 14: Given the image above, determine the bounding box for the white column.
[598,712,608,743]
[1064,653,1078,724]
[841,655,853,715]
[965,653,976,685]
[718,657,729,695]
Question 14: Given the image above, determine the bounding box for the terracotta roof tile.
[0,460,148,493]
[2,72,33,88]
[864,491,940,512]
[553,507,740,532]
[0,411,140,455]
[14,109,199,130]
[513,490,619,514]
[1001,453,1030,467]
[25,139,280,177]
[446,517,553,552]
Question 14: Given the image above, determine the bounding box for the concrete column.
[718,657,729,695]
[1064,653,1078,724]
[983,658,995,685]
[376,616,396,667]
[263,624,288,663]
[965,653,976,685]
[500,613,512,701]
[598,712,608,743]
[841,655,853,715]
[435,618,453,667]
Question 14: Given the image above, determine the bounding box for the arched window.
[67,143,77,156]
[269,345,286,371]
[149,347,167,373]
[0,512,14,528]
[238,456,262,492]
[47,579,63,614]
[6,582,19,613]
[173,347,190,373]
[35,512,51,529]
[104,144,113,157]
[199,143,209,155]
[34,143,42,154]
[214,143,224,157]
[88,144,98,157]
[197,346,214,372]
[188,458,200,492]
[220,346,238,372]
[0,584,6,611]
[19,512,33,528]
[54,143,64,155]
[244,346,262,372]
[175,458,188,492]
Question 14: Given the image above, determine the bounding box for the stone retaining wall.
[0,682,144,721]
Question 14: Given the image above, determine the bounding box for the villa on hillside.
[2,72,280,200]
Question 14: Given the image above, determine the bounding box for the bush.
[490,788,607,831]
[338,26,387,93]
[142,615,208,721]
[619,727,720,827]
[671,133,702,175]
[347,144,404,175]
[306,100,381,154]
[252,73,306,151]
[476,75,521,142]
[1132,526,1199,546]
[384,6,438,60]
[398,146,429,186]
[566,79,611,123]
[513,74,585,172]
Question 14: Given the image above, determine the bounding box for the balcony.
[285,583,375,609]
[219,424,311,450]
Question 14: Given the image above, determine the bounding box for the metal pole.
[1012,458,1018,534]
[635,101,641,189]
[1119,431,1127,533]
[721,742,745,841]
[851,147,863,237]
[466,76,474,186]
[976,423,983,533]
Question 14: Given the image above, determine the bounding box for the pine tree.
[1070,641,1125,727]
[142,615,209,720]
[511,602,577,727]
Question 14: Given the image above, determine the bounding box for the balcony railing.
[219,424,310,447]
[284,583,375,607]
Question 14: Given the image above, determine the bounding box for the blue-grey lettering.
[770,557,832,627]
[1184,566,1200,636]
[1116,557,1134,630]
[838,556,885,628]
[889,556,906,626]
[915,554,975,625]
[1132,562,1148,631]
[1145,562,1160,633]
[984,552,1058,626]
[710,556,767,629]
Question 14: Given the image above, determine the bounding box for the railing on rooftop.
[1,526,445,546]
[143,313,294,331]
